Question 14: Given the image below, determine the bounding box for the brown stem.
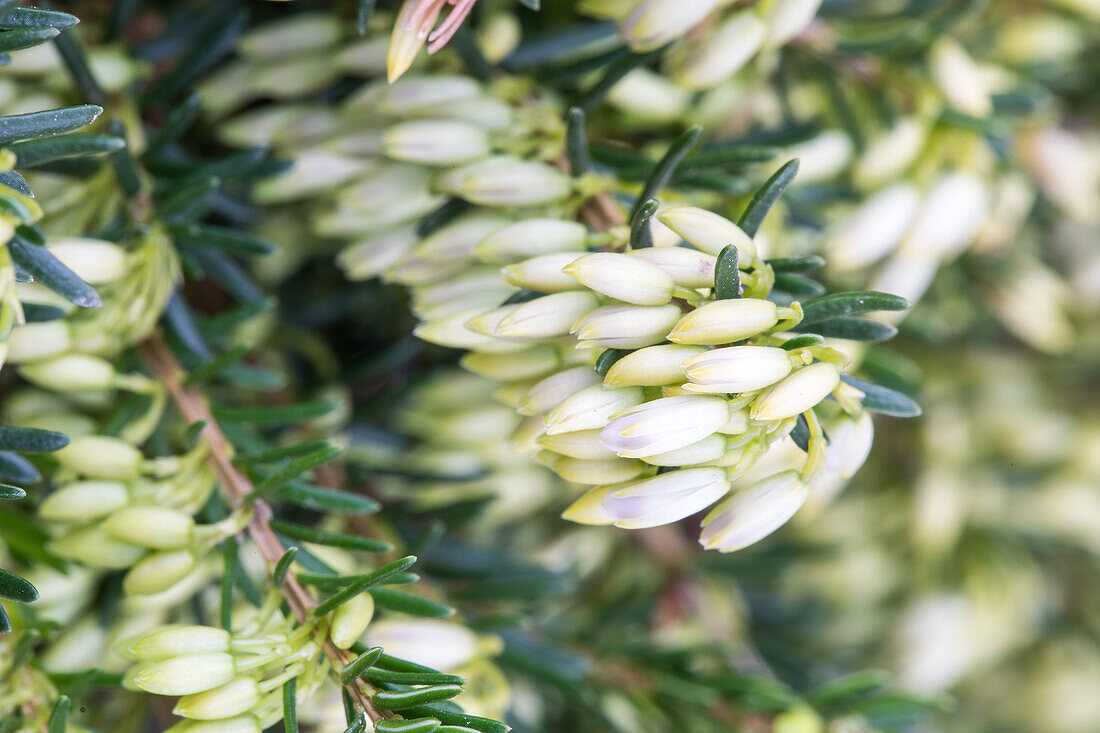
[137,335,387,723]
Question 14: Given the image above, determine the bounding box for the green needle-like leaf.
[373,685,464,711]
[799,291,910,324]
[369,588,455,619]
[212,400,338,425]
[184,344,252,386]
[841,375,922,418]
[0,568,37,602]
[8,236,100,308]
[738,158,799,238]
[629,198,657,249]
[271,521,393,555]
[248,446,343,497]
[274,547,298,587]
[565,106,591,176]
[340,646,384,685]
[594,348,628,377]
[633,125,702,217]
[313,556,417,616]
[766,255,826,273]
[47,695,70,733]
[796,316,897,342]
[713,244,741,300]
[283,678,298,733]
[0,483,26,500]
[0,104,101,145]
[0,425,69,453]
[0,26,58,52]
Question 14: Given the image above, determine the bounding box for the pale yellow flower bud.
[561,485,617,525]
[544,384,645,435]
[441,156,572,207]
[667,298,778,345]
[124,550,198,596]
[600,395,729,458]
[928,37,992,117]
[572,304,683,349]
[604,344,707,387]
[750,362,839,421]
[642,433,727,466]
[383,119,491,165]
[607,68,692,124]
[699,470,807,551]
[564,252,676,305]
[502,252,587,292]
[476,219,588,262]
[541,452,647,484]
[416,214,511,262]
[47,238,128,284]
[601,467,730,528]
[621,0,721,52]
[54,436,143,479]
[496,291,602,339]
[125,626,231,662]
[852,117,927,189]
[19,353,118,392]
[39,480,129,522]
[5,321,73,363]
[671,11,767,90]
[519,366,602,416]
[762,0,823,47]
[657,205,756,257]
[539,429,619,460]
[134,653,237,696]
[628,247,717,288]
[174,677,263,720]
[330,592,376,650]
[681,345,793,393]
[826,183,921,270]
[461,344,562,381]
[103,506,195,549]
[47,525,145,569]
[388,0,428,83]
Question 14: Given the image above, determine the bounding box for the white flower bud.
[440,156,572,207]
[541,452,647,484]
[897,171,991,260]
[607,68,692,124]
[601,467,730,528]
[54,436,143,479]
[601,395,729,457]
[461,344,561,381]
[123,550,197,596]
[852,117,928,188]
[643,433,727,466]
[563,252,676,305]
[826,183,921,270]
[621,0,721,52]
[133,653,237,696]
[929,38,992,117]
[420,94,516,131]
[124,626,231,662]
[657,205,756,258]
[330,592,375,650]
[383,119,491,166]
[415,309,529,352]
[47,525,145,569]
[763,0,823,47]
[870,255,939,311]
[5,321,73,363]
[239,12,341,57]
[338,225,420,281]
[502,252,587,292]
[681,345,793,393]
[750,362,839,421]
[386,255,468,288]
[387,0,428,82]
[476,219,588,262]
[603,344,706,387]
[103,507,194,549]
[174,677,262,721]
[254,149,369,203]
[784,130,852,183]
[18,353,117,392]
[466,305,521,337]
[39,481,129,523]
[823,411,874,481]
[366,620,480,671]
[47,238,128,284]
[667,298,778,345]
[369,75,483,115]
[496,292,602,339]
[416,214,511,262]
[539,429,619,460]
[671,12,767,90]
[545,384,645,435]
[519,366,602,416]
[699,470,807,551]
[1018,127,1100,222]
[572,304,682,349]
[561,485,617,525]
[628,247,717,288]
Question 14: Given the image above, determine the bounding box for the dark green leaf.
[0,603,9,632]
[146,7,248,101]
[0,170,31,196]
[375,654,447,675]
[369,588,454,619]
[0,483,26,500]
[738,158,799,238]
[841,375,922,418]
[791,413,811,452]
[809,669,890,707]
[797,316,896,342]
[629,198,657,249]
[374,719,442,733]
[767,255,825,273]
[248,446,343,497]
[773,273,826,297]
[169,222,275,257]
[212,400,337,425]
[633,125,702,217]
[0,27,58,53]
[0,7,78,30]
[400,704,508,733]
[270,521,392,555]
[373,685,464,711]
[681,144,781,170]
[800,291,909,324]
[47,696,70,733]
[357,0,376,34]
[283,677,298,733]
[362,668,465,686]
[184,344,251,386]
[236,440,333,466]
[0,452,40,484]
[0,567,37,602]
[9,236,100,308]
[272,481,380,515]
[713,244,741,300]
[565,106,590,176]
[0,104,101,146]
[578,46,664,112]
[145,93,201,156]
[54,28,107,105]
[594,348,628,377]
[273,547,298,587]
[344,714,367,733]
[22,303,65,322]
[0,425,69,453]
[417,197,473,238]
[313,556,418,616]
[780,334,825,350]
[340,646,384,685]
